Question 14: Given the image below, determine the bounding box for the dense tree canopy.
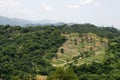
[56,23,120,39]
[0,24,120,80]
[47,67,79,80]
[0,25,66,79]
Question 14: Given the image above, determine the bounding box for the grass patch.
[51,33,108,67]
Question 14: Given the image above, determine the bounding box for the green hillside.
[52,33,108,67]
[0,24,120,80]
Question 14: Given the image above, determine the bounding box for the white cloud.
[80,0,100,7]
[67,0,100,9]
[0,0,20,8]
[0,0,33,19]
[67,4,80,9]
[0,8,32,19]
[42,4,55,11]
[80,0,94,5]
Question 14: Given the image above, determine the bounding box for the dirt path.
[61,47,80,54]
[52,47,80,67]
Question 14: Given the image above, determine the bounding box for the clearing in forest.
[51,33,108,67]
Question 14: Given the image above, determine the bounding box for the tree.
[74,38,77,45]
[60,48,64,53]
[47,67,79,80]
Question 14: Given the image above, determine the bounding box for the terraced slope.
[51,33,108,67]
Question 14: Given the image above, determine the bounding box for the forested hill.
[56,24,120,39]
[0,25,66,79]
[0,24,120,80]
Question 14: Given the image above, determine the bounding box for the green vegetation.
[0,25,65,79]
[71,37,120,80]
[52,33,107,67]
[47,67,79,80]
[0,24,120,80]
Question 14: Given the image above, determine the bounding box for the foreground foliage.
[47,67,79,80]
[0,25,65,79]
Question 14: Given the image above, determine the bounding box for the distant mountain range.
[0,16,32,26]
[0,16,76,26]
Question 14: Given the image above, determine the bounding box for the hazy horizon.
[0,0,120,28]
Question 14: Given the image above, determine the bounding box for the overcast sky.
[0,0,120,28]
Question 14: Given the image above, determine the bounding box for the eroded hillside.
[52,33,108,67]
